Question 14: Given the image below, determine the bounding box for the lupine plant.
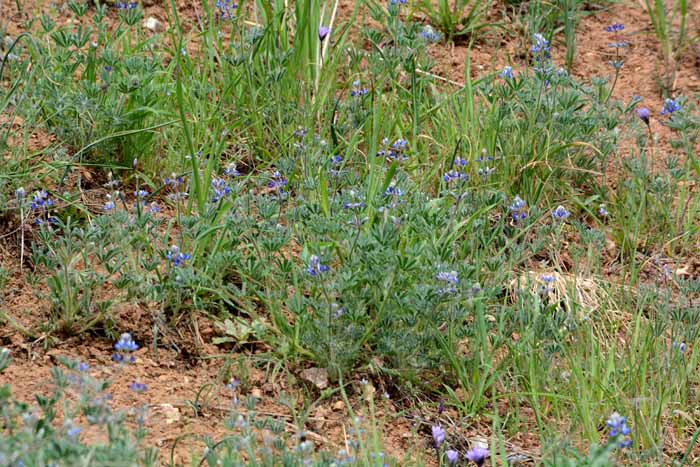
[1,0,700,465]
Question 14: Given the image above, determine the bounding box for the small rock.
[143,17,164,33]
[301,367,328,389]
[332,400,344,411]
[150,403,180,425]
[250,388,263,399]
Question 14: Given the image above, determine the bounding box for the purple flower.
[306,255,330,276]
[211,177,232,202]
[114,333,139,352]
[551,205,570,221]
[606,412,632,449]
[350,80,369,97]
[437,270,459,285]
[78,362,89,372]
[500,66,514,80]
[446,450,459,466]
[466,446,489,466]
[216,0,238,20]
[598,204,609,217]
[166,245,192,267]
[431,425,445,448]
[224,163,241,177]
[129,381,147,393]
[319,25,330,41]
[637,107,650,126]
[660,98,681,115]
[605,23,624,32]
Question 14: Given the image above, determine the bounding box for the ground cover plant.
[1,0,700,465]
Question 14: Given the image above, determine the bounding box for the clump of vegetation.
[1,0,699,464]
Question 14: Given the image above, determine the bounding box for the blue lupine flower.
[164,174,184,188]
[224,162,241,177]
[384,185,404,197]
[129,381,147,393]
[446,450,459,466]
[343,201,366,210]
[116,2,138,9]
[531,33,550,55]
[319,25,331,41]
[31,190,53,210]
[268,171,289,196]
[15,187,25,199]
[637,107,650,126]
[216,0,237,20]
[673,342,687,353]
[660,98,681,115]
[351,80,369,97]
[541,274,555,284]
[552,205,570,221]
[134,189,149,199]
[306,255,329,276]
[149,202,161,213]
[420,25,441,43]
[166,245,191,267]
[115,333,139,352]
[211,177,232,202]
[103,195,115,212]
[605,23,624,32]
[598,204,609,217]
[500,66,514,80]
[390,0,407,4]
[443,170,468,183]
[466,446,489,466]
[431,425,445,448]
[78,362,89,372]
[606,412,632,448]
[437,270,459,285]
[509,195,528,222]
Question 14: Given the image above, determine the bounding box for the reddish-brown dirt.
[1,0,699,465]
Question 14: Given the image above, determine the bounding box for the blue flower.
[164,174,184,188]
[343,201,366,210]
[531,33,550,55]
[166,245,192,267]
[551,205,571,221]
[384,185,404,197]
[443,170,468,183]
[598,204,609,217]
[390,0,407,4]
[446,450,459,466]
[605,23,624,32]
[115,2,138,9]
[437,270,459,285]
[15,187,25,199]
[268,171,289,195]
[350,80,369,97]
[431,425,445,448]
[31,190,53,210]
[660,98,681,115]
[103,195,116,212]
[673,342,687,353]
[149,202,161,213]
[319,25,331,41]
[211,177,232,202]
[215,0,238,20]
[78,362,89,372]
[115,332,139,352]
[637,107,650,125]
[420,25,441,43]
[500,66,514,80]
[509,195,528,222]
[466,446,489,466]
[306,255,330,276]
[606,412,632,449]
[134,189,149,199]
[129,381,147,393]
[224,163,241,177]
